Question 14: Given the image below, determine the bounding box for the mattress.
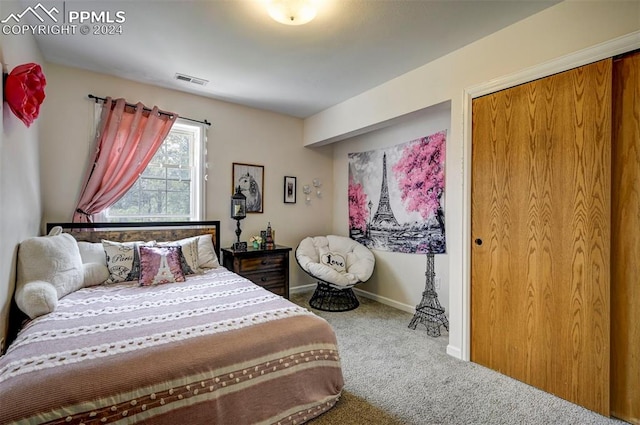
[0,267,344,424]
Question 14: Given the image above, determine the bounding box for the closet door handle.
[474,238,483,246]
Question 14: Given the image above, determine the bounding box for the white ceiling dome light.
[266,0,319,26]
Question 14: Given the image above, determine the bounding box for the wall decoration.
[348,130,446,254]
[284,176,297,204]
[3,62,46,127]
[302,184,312,204]
[232,163,264,213]
[312,178,322,197]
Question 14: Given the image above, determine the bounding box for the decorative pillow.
[102,240,154,283]
[139,245,186,286]
[83,263,110,287]
[16,281,58,319]
[196,234,219,269]
[320,251,347,273]
[48,226,63,236]
[160,234,219,270]
[78,241,108,266]
[158,237,200,275]
[15,232,84,318]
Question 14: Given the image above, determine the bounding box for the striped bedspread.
[0,267,344,424]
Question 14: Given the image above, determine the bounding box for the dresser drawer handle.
[261,277,268,282]
[261,260,268,265]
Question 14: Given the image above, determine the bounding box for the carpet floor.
[291,291,626,425]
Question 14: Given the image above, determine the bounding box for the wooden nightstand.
[221,245,292,299]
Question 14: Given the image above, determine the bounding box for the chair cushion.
[296,235,375,287]
[326,235,375,282]
[307,262,359,286]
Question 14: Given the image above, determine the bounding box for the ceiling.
[22,0,559,118]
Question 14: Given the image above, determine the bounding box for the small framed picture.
[232,163,264,213]
[284,176,296,204]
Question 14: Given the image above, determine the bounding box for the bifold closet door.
[611,51,640,425]
[471,59,611,415]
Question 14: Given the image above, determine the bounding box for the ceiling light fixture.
[266,0,319,26]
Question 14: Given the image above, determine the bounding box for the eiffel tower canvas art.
[348,130,446,254]
[372,154,400,227]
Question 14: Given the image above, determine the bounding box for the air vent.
[174,73,208,86]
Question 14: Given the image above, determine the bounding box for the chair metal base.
[309,282,359,312]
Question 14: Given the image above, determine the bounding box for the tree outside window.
[106,120,205,222]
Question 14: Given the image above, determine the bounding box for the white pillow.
[78,241,108,266]
[196,234,219,269]
[16,281,58,319]
[83,263,110,287]
[160,233,219,270]
[16,233,84,318]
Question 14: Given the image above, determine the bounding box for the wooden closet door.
[471,59,612,415]
[611,51,640,425]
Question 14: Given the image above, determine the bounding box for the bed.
[0,221,344,425]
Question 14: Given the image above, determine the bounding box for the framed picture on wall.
[284,176,296,204]
[232,162,264,213]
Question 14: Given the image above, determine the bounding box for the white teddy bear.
[15,227,109,319]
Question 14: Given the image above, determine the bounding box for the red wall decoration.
[4,63,46,127]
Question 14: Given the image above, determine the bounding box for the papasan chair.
[296,235,375,312]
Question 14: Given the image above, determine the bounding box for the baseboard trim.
[446,345,462,359]
[295,285,463,358]
[293,284,417,313]
[352,288,416,314]
[289,283,316,294]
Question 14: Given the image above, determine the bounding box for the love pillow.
[320,251,347,273]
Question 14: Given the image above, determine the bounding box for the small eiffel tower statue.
[408,254,449,337]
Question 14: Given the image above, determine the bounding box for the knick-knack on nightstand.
[265,222,274,250]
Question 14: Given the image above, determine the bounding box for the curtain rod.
[87,94,211,127]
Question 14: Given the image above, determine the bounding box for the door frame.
[459,31,640,361]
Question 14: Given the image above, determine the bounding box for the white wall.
[39,64,334,289]
[304,1,640,359]
[0,1,45,348]
[332,102,451,314]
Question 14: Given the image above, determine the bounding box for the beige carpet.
[291,290,626,425]
[309,391,404,425]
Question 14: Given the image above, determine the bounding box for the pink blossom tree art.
[348,175,368,233]
[392,131,446,231]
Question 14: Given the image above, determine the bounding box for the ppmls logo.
[1,3,59,24]
[2,2,126,36]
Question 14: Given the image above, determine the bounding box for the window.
[105,120,206,222]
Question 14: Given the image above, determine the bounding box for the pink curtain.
[73,97,178,222]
